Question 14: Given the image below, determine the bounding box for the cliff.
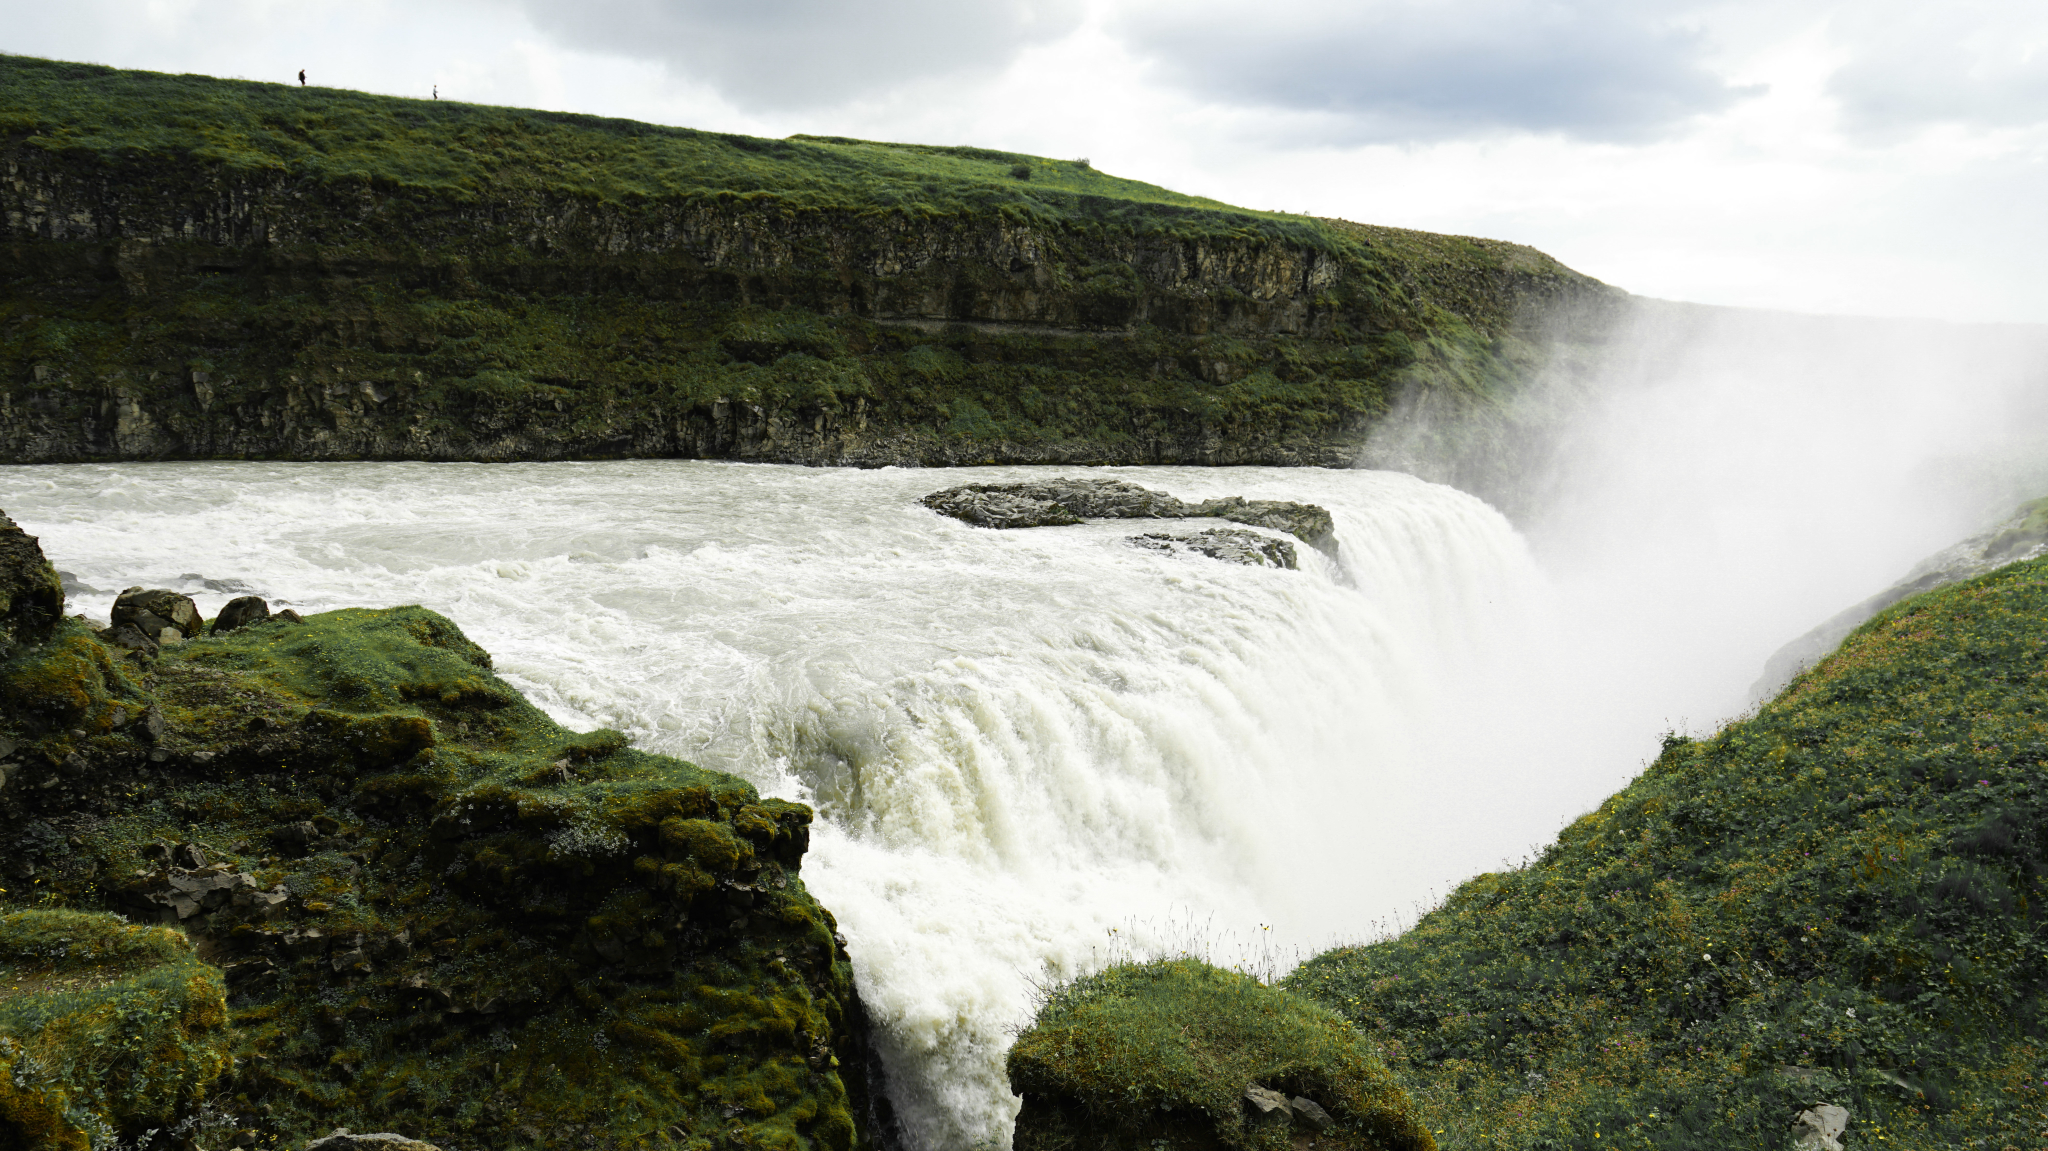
[0,55,1624,468]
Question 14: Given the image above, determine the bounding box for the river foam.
[4,461,1563,1148]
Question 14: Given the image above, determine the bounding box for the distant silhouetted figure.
[433,85,438,100]
[297,69,305,86]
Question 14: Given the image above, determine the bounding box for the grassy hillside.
[0,55,1317,242]
[0,54,1620,470]
[1284,555,2048,1149]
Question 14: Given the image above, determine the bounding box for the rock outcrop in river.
[921,477,1336,560]
[0,510,881,1150]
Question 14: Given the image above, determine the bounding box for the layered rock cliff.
[0,55,1625,468]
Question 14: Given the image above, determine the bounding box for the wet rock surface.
[1129,529,1297,569]
[923,478,1340,555]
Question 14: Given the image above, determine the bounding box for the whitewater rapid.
[6,461,1557,1147]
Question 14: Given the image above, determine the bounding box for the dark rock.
[172,842,206,869]
[55,569,103,597]
[1290,1096,1333,1131]
[275,608,306,625]
[112,587,204,642]
[1129,529,1297,569]
[139,703,166,743]
[213,595,271,633]
[97,622,160,659]
[0,509,65,647]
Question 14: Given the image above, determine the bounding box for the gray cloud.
[506,0,1082,110]
[1826,3,2048,136]
[1113,0,1751,143]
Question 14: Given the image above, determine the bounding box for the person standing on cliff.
[298,69,305,86]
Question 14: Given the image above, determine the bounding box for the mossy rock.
[1007,958,1434,1151]
[0,908,232,1150]
[0,594,874,1150]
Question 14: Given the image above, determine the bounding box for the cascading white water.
[2,460,1557,1148]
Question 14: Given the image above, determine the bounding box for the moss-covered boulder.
[1007,958,1434,1151]
[0,515,877,1150]
[0,908,232,1150]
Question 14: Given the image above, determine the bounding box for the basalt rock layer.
[0,512,880,1151]
[0,56,1624,469]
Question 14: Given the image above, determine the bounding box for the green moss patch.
[1287,555,2048,1150]
[1008,958,1434,1151]
[0,908,232,1150]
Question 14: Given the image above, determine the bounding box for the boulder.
[214,595,272,634]
[1791,1103,1849,1151]
[1129,529,1297,569]
[112,587,204,642]
[0,509,65,647]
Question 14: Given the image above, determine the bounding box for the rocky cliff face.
[0,126,1623,468]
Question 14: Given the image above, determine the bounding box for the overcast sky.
[7,0,2048,323]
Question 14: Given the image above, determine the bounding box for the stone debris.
[1792,1103,1849,1151]
[1129,528,1296,569]
[923,477,1339,555]
[129,841,287,922]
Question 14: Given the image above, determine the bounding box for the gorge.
[8,52,2048,1151]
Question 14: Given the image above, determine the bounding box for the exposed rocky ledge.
[920,478,1338,558]
[1753,498,2048,698]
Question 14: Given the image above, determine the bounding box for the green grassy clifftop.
[0,55,1621,468]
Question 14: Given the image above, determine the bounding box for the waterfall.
[5,460,1546,1148]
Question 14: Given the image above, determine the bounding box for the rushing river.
[0,457,1973,1147]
